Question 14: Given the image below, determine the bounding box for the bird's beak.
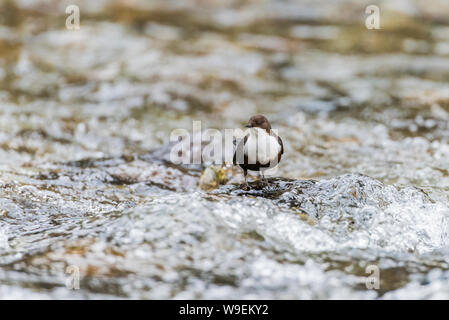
[245,124,252,128]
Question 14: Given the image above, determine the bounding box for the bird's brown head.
[245,114,271,132]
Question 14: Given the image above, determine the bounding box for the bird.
[233,115,284,189]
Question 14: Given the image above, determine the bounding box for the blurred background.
[1,0,449,299]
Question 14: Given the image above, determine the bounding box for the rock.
[199,165,228,190]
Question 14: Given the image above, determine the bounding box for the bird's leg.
[242,169,250,190]
[260,171,268,186]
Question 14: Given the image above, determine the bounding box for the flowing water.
[1,0,449,299]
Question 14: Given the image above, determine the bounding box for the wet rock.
[198,165,228,190]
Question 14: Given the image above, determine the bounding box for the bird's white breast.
[244,128,281,165]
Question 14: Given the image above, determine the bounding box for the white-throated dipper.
[233,115,284,189]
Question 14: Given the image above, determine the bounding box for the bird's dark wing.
[233,134,248,165]
[270,130,284,155]
[277,135,284,155]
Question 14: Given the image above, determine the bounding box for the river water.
[1,0,449,299]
